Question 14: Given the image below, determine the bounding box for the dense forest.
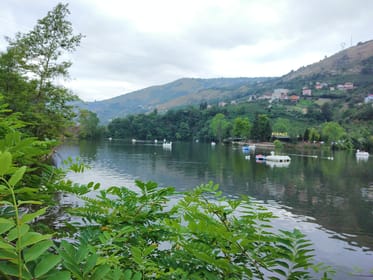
[3,2,373,279]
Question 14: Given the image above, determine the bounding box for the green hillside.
[81,77,271,123]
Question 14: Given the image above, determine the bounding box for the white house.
[364,94,373,103]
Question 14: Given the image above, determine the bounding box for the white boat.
[265,151,291,163]
[211,141,216,146]
[162,141,172,149]
[356,150,369,157]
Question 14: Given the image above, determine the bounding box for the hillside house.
[290,95,300,102]
[344,82,354,90]
[272,88,289,100]
[302,87,312,96]
[364,94,373,103]
[259,92,272,100]
[337,82,354,90]
[315,82,328,90]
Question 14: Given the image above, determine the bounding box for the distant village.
[214,81,373,108]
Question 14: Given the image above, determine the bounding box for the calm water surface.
[56,140,373,279]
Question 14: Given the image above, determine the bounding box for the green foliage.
[232,117,251,139]
[63,180,334,279]
[78,109,101,139]
[304,127,321,142]
[274,139,284,151]
[1,3,82,139]
[251,114,272,142]
[272,118,291,134]
[321,122,346,143]
[0,152,62,280]
[210,113,231,142]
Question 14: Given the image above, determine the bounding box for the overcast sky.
[1,0,372,101]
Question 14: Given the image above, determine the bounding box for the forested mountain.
[80,77,272,123]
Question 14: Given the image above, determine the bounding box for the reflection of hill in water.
[58,141,373,252]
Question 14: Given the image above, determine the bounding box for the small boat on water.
[356,150,369,157]
[255,154,266,161]
[266,151,291,163]
[211,141,216,146]
[256,151,291,163]
[242,145,256,153]
[162,142,172,150]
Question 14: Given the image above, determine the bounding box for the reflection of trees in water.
[255,152,373,250]
[57,142,373,250]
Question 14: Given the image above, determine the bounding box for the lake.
[56,140,373,279]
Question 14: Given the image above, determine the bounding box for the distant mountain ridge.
[80,77,270,123]
[80,40,373,124]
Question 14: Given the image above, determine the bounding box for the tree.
[78,109,100,139]
[321,122,346,143]
[304,127,320,142]
[251,114,271,142]
[321,102,333,121]
[210,113,229,142]
[4,3,83,139]
[272,118,290,134]
[232,117,251,139]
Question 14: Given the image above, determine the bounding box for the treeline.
[107,102,373,151]
[108,106,274,142]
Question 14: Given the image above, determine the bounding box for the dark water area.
[56,140,373,279]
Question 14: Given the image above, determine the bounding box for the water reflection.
[56,140,373,277]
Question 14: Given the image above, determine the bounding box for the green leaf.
[9,166,26,187]
[24,239,53,263]
[20,207,47,224]
[83,253,98,276]
[19,232,53,249]
[0,218,15,234]
[0,240,14,250]
[14,187,39,194]
[132,271,142,280]
[123,269,133,280]
[91,264,110,280]
[0,248,17,260]
[0,152,12,176]
[0,262,19,277]
[7,223,30,242]
[75,243,88,263]
[34,254,61,278]
[17,200,43,206]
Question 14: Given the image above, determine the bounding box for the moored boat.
[265,151,291,163]
[356,150,369,157]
